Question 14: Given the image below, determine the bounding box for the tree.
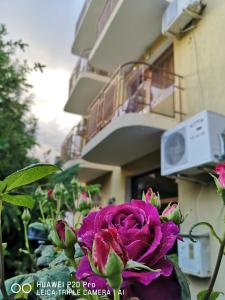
[0,24,44,179]
[0,24,45,277]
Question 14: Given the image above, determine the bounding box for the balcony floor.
[89,0,168,71]
[82,113,178,166]
[64,72,109,115]
[63,158,115,183]
[72,0,107,56]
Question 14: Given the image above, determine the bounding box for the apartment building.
[61,0,225,297]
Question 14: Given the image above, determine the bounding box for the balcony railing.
[75,0,92,35]
[61,120,86,162]
[96,0,120,38]
[86,62,183,142]
[69,58,109,97]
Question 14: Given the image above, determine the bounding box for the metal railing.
[96,0,120,38]
[69,58,109,97]
[86,62,183,141]
[60,120,87,162]
[75,0,92,34]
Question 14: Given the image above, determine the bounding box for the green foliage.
[168,255,191,300]
[3,164,60,192]
[50,164,79,188]
[0,24,42,179]
[197,290,224,300]
[0,164,60,209]
[2,194,34,209]
[0,265,71,300]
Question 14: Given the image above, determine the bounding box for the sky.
[0,0,85,161]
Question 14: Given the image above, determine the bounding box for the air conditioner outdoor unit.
[162,0,204,37]
[161,111,225,176]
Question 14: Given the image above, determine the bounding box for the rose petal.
[137,224,162,262]
[123,258,173,286]
[126,240,149,260]
[131,200,161,225]
[129,272,181,300]
[144,222,179,266]
[78,211,98,249]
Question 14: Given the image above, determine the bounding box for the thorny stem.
[23,222,30,253]
[56,196,61,218]
[39,201,46,223]
[204,233,225,300]
[0,200,9,299]
[113,289,120,300]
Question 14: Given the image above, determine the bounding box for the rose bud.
[47,188,53,198]
[75,192,92,214]
[143,188,161,209]
[213,163,225,205]
[215,163,225,188]
[51,220,77,257]
[34,186,45,198]
[89,228,128,289]
[162,203,183,225]
[53,183,66,197]
[22,209,31,224]
[71,177,79,189]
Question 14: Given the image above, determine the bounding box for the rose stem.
[204,233,225,300]
[0,200,9,299]
[23,221,30,253]
[113,289,120,300]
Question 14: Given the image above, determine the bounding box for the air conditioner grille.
[165,130,186,166]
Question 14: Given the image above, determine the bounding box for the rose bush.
[76,198,180,299]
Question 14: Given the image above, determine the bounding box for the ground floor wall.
[178,179,225,299]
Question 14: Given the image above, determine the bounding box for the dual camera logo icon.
[11,283,32,294]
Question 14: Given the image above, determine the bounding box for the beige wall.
[174,0,225,118]
[91,167,126,205]
[174,1,225,298]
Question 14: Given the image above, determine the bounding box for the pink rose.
[76,200,179,289]
[215,163,225,187]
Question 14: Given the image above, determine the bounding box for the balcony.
[61,120,86,162]
[81,62,183,166]
[72,0,107,57]
[64,58,109,115]
[89,0,169,72]
[61,120,115,182]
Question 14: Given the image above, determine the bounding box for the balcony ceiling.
[89,0,168,72]
[64,72,109,115]
[82,113,178,166]
[63,159,114,183]
[72,0,107,56]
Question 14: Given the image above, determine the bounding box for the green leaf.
[49,251,67,267]
[105,250,123,289]
[197,290,224,300]
[0,181,6,193]
[1,266,71,300]
[126,260,160,272]
[210,174,221,191]
[3,163,60,192]
[0,274,35,300]
[1,194,35,209]
[211,174,225,205]
[29,222,47,232]
[168,255,191,300]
